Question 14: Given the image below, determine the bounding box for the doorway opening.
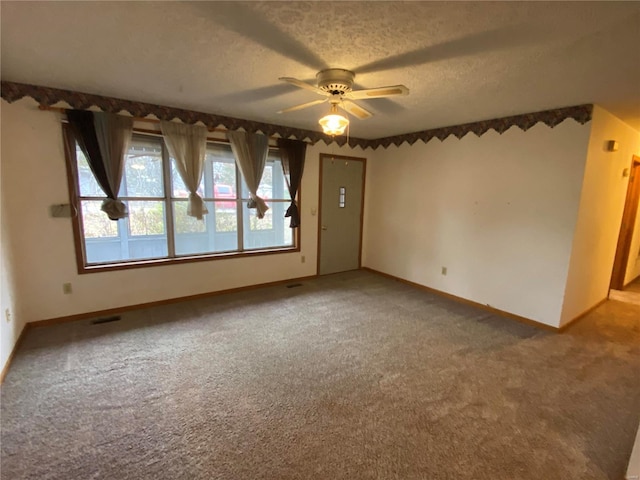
[610,155,640,291]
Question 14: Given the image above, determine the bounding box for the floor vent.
[286,283,303,288]
[91,315,122,325]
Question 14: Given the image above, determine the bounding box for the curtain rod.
[128,126,233,145]
[39,104,228,133]
[37,105,317,144]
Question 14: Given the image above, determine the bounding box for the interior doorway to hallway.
[610,155,640,291]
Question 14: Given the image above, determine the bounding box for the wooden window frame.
[62,125,300,274]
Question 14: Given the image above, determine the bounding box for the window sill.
[78,245,300,274]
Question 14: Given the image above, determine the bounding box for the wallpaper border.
[1,81,593,150]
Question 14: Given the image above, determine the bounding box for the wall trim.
[0,324,28,384]
[0,81,345,147]
[364,267,609,331]
[26,274,319,329]
[1,274,318,381]
[1,80,592,150]
[374,104,593,148]
[362,267,559,331]
[558,298,608,332]
[2,269,607,381]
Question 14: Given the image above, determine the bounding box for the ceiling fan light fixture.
[319,103,349,136]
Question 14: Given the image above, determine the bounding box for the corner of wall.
[0,236,24,378]
[363,121,592,328]
[1,104,26,374]
[559,105,640,327]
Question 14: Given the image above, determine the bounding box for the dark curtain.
[66,109,132,220]
[277,138,306,228]
[66,110,115,199]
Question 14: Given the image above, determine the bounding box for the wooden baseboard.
[28,274,319,329]
[362,267,559,332]
[2,274,317,382]
[558,298,608,332]
[0,323,29,384]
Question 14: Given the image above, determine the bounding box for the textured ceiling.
[1,1,639,138]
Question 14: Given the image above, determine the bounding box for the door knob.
[321,225,328,230]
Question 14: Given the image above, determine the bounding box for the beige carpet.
[610,289,640,306]
[610,277,640,306]
[1,270,639,480]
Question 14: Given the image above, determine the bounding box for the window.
[69,131,297,270]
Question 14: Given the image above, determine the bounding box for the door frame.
[317,153,367,275]
[610,155,640,290]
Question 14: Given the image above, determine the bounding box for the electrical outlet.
[441,267,447,275]
[5,309,11,323]
[301,255,306,264]
[63,282,73,294]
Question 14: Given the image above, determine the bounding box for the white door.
[318,154,365,275]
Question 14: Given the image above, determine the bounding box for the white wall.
[0,98,363,334]
[0,106,23,372]
[2,94,637,373]
[363,120,591,328]
[560,106,640,325]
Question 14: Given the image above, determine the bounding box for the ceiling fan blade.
[278,99,327,114]
[279,77,329,96]
[340,100,373,120]
[346,85,409,100]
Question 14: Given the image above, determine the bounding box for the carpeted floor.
[1,270,639,480]
[610,277,640,306]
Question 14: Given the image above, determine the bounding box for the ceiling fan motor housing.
[317,69,355,95]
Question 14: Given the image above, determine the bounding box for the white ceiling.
[2,1,639,139]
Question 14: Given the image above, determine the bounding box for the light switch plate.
[50,204,72,218]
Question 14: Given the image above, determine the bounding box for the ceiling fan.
[277,68,409,121]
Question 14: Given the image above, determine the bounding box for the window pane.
[171,161,203,199]
[77,149,105,197]
[214,202,238,233]
[81,200,118,238]
[126,201,168,260]
[249,206,273,231]
[173,201,238,255]
[212,156,236,200]
[259,165,273,200]
[240,155,288,201]
[82,200,168,264]
[242,200,292,250]
[122,137,164,197]
[128,201,166,236]
[270,155,289,200]
[172,145,238,200]
[213,183,235,204]
[75,135,297,268]
[206,144,237,199]
[83,201,124,264]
